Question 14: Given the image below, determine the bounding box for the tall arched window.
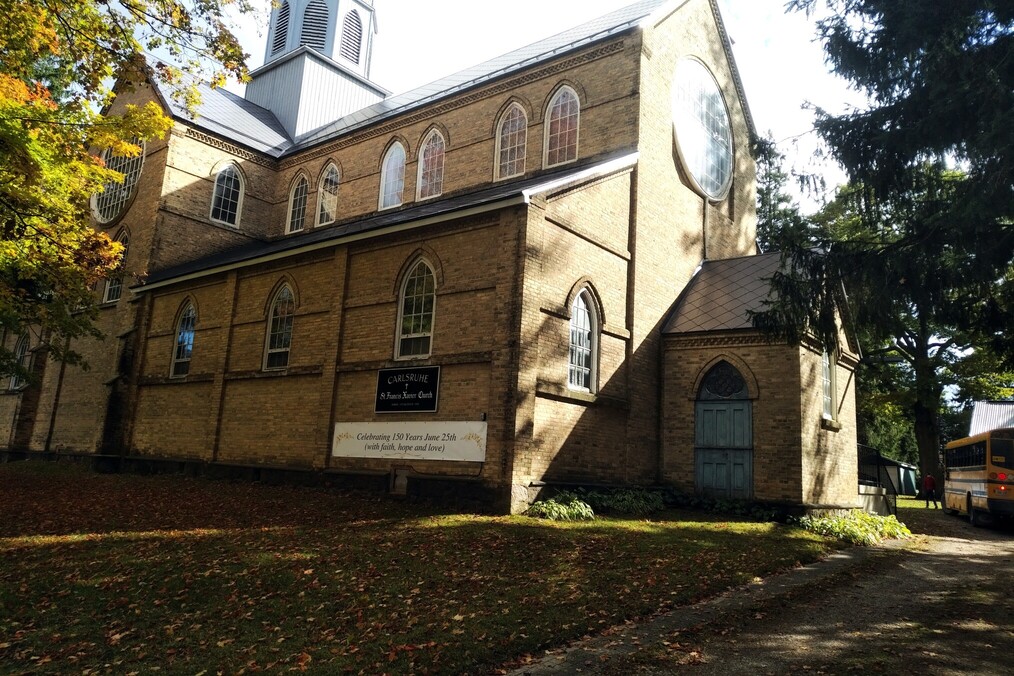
[8,333,30,391]
[287,176,309,233]
[417,130,445,200]
[171,303,197,378]
[103,230,130,303]
[300,0,329,50]
[545,87,580,167]
[396,260,436,359]
[271,1,291,56]
[317,163,340,226]
[568,290,597,391]
[340,10,363,63]
[379,142,406,210]
[265,285,295,370]
[496,104,527,180]
[822,350,837,420]
[210,164,243,226]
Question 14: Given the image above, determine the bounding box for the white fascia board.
[521,152,639,201]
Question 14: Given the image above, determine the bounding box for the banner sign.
[375,366,440,413]
[332,422,487,461]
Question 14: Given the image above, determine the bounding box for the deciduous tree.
[0,0,253,381]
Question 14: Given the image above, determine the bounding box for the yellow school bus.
[943,428,1014,525]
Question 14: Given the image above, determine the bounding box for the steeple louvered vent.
[300,0,329,51]
[340,11,363,63]
[271,2,290,55]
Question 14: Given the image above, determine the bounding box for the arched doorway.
[695,361,753,498]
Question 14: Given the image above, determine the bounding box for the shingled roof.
[664,253,781,334]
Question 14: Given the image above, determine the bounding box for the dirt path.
[511,507,1014,675]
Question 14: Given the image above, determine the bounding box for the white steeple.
[264,0,377,79]
[247,0,387,140]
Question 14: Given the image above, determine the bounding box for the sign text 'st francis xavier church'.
[375,366,440,413]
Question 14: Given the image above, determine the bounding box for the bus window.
[992,438,1013,469]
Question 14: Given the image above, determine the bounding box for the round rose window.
[671,59,733,200]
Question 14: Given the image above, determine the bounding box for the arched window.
[171,303,197,378]
[271,1,291,56]
[265,285,295,370]
[93,139,145,223]
[396,260,436,359]
[287,176,309,233]
[496,104,527,180]
[8,333,31,391]
[317,163,340,226]
[210,164,243,226]
[300,0,329,51]
[103,230,130,303]
[417,130,445,200]
[379,142,406,210]
[822,350,837,420]
[568,290,597,391]
[340,10,363,63]
[545,87,580,167]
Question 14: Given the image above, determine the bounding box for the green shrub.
[578,488,665,516]
[795,510,912,545]
[525,491,595,521]
[662,489,782,522]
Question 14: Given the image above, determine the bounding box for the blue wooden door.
[695,400,753,499]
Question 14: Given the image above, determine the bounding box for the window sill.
[821,417,842,432]
[535,380,627,409]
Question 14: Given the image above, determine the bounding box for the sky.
[226,0,867,210]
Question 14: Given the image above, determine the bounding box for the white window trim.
[543,86,580,169]
[170,304,197,379]
[494,103,528,181]
[316,163,341,227]
[209,163,245,227]
[102,230,129,304]
[567,290,598,393]
[821,349,837,421]
[286,175,309,234]
[394,260,436,361]
[263,285,295,371]
[8,333,31,391]
[92,139,146,225]
[416,130,446,201]
[379,142,406,211]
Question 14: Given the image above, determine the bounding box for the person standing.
[922,474,938,509]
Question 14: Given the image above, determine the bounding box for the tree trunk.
[912,355,943,484]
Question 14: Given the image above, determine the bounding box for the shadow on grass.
[0,462,835,675]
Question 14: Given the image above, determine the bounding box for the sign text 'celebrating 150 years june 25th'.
[332,422,487,462]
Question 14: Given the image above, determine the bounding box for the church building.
[0,0,860,512]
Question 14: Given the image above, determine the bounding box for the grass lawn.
[0,462,836,674]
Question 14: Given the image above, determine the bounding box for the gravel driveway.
[512,505,1014,675]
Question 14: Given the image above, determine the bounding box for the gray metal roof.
[157,0,674,157]
[162,75,295,156]
[140,150,636,289]
[665,252,781,334]
[294,0,673,149]
[969,401,1014,436]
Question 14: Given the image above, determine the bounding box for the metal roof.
[969,401,1014,436]
[161,74,295,156]
[664,252,781,334]
[154,0,756,158]
[294,0,673,149]
[139,150,637,290]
